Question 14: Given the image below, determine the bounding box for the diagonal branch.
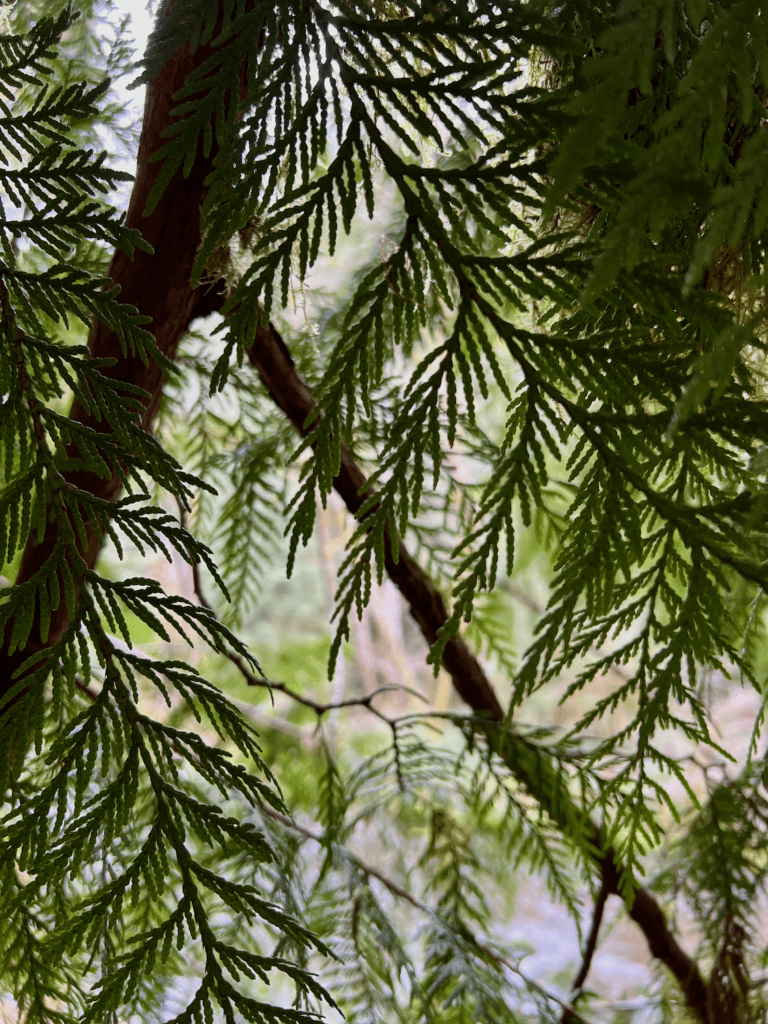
[244,319,712,1024]
[185,515,401,723]
[245,321,503,720]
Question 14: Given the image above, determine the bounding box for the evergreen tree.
[1,1,768,1023]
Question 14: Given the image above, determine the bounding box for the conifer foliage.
[0,6,334,1023]
[2,0,768,1022]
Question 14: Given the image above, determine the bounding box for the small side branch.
[179,506,401,724]
[560,873,610,1024]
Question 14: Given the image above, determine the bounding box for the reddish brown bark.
[244,320,713,1024]
[1,20,229,689]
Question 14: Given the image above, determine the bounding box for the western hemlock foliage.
[1,1,768,1023]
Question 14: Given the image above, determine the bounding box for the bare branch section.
[244,321,712,1024]
[0,9,229,689]
[246,322,504,718]
[560,874,610,1024]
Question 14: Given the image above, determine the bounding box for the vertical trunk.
[1,11,227,689]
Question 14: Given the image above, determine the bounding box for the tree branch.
[244,319,712,1024]
[0,2,237,692]
[180,499,405,723]
[0,7,710,1018]
[560,873,610,1024]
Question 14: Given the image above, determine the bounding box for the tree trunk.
[1,12,226,690]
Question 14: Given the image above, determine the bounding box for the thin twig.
[559,872,610,1024]
[179,499,405,724]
